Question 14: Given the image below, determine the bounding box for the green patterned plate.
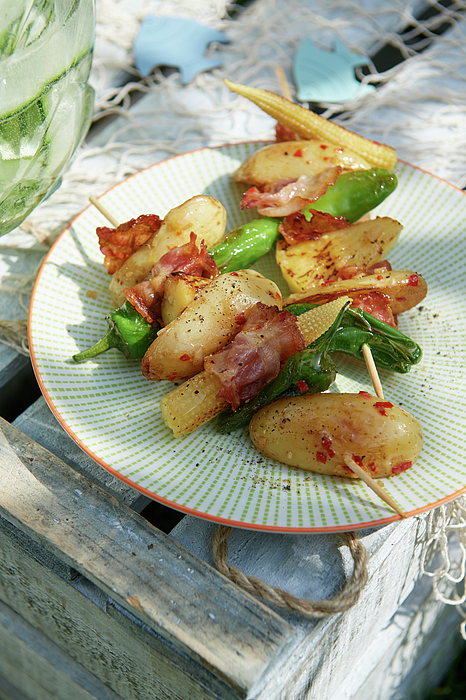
[29,144,466,532]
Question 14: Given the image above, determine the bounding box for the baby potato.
[161,273,211,326]
[109,195,227,306]
[142,270,282,382]
[284,269,428,316]
[232,140,370,187]
[249,393,423,478]
[276,216,402,293]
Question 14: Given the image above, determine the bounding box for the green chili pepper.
[302,168,398,223]
[72,300,158,362]
[217,303,348,433]
[286,303,422,373]
[209,217,280,273]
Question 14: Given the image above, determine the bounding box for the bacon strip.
[124,233,219,325]
[350,291,397,328]
[239,167,342,217]
[204,303,306,410]
[97,214,162,274]
[279,210,350,245]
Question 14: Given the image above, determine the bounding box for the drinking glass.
[0,0,95,236]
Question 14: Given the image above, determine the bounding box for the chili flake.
[392,461,412,475]
[179,353,191,361]
[321,434,335,458]
[359,390,373,399]
[296,380,308,393]
[408,274,419,287]
[293,149,303,157]
[316,451,327,464]
[235,312,247,325]
[374,401,394,416]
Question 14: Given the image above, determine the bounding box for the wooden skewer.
[344,454,406,518]
[89,195,119,228]
[275,65,293,102]
[362,343,384,399]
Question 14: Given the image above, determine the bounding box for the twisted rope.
[213,525,368,617]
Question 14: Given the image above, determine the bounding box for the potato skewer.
[161,297,350,437]
[224,79,397,171]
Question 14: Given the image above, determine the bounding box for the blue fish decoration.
[133,16,229,84]
[293,38,375,103]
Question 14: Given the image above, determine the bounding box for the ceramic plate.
[29,143,466,532]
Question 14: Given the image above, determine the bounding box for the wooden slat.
[0,600,123,700]
[0,417,296,699]
[12,397,150,512]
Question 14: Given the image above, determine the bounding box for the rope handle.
[212,525,368,617]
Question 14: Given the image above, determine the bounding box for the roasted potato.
[276,216,402,293]
[161,273,211,326]
[249,393,423,478]
[232,140,371,187]
[142,270,282,382]
[109,195,227,306]
[284,269,427,316]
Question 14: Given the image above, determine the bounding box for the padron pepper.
[72,300,158,362]
[302,168,398,224]
[286,303,422,373]
[209,217,280,273]
[216,302,348,433]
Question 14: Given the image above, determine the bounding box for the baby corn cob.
[295,296,351,344]
[160,372,227,438]
[224,79,397,171]
[160,298,350,438]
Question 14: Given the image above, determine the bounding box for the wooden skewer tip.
[89,195,120,228]
[275,66,293,102]
[344,454,406,519]
[362,343,384,400]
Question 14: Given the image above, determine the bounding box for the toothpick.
[89,195,119,228]
[275,66,293,102]
[344,454,406,518]
[362,343,384,399]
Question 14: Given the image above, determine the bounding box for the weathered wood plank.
[12,397,150,512]
[0,600,124,700]
[171,515,430,699]
[0,417,297,699]
[0,515,239,700]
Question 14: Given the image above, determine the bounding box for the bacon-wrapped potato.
[284,270,428,321]
[142,270,282,382]
[109,195,227,306]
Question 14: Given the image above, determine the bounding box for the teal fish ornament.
[133,16,229,84]
[293,38,375,103]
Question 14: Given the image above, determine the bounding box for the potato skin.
[232,140,370,186]
[283,270,428,316]
[109,195,226,306]
[249,393,423,478]
[276,216,402,293]
[142,270,282,382]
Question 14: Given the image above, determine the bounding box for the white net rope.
[2,0,466,622]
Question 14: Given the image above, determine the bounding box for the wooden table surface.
[1,1,466,698]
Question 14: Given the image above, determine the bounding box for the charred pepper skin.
[209,217,280,273]
[286,303,422,373]
[216,303,348,433]
[302,168,398,223]
[72,300,158,362]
